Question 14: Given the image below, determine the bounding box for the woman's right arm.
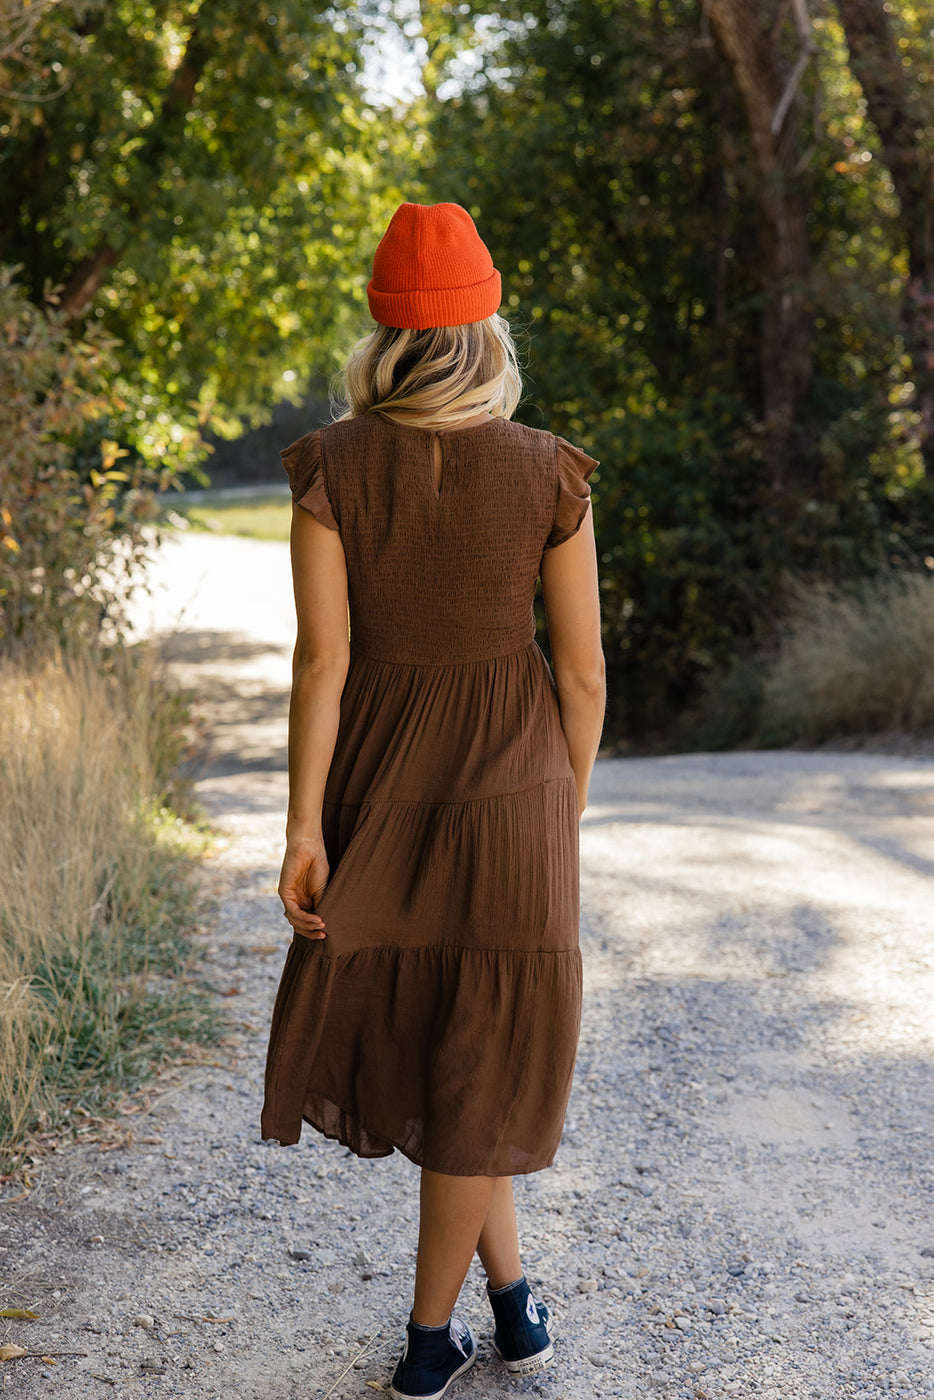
[540,505,606,817]
[278,503,350,939]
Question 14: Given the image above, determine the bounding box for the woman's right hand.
[279,835,329,940]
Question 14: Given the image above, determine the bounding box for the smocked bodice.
[281,414,594,667]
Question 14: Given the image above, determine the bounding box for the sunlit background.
[2,0,933,742]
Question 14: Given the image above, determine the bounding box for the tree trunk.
[705,0,814,491]
[834,0,934,474]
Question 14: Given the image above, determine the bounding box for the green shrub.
[0,266,162,651]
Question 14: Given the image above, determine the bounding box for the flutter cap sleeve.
[546,436,598,549]
[280,430,339,531]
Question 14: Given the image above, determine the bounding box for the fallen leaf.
[0,1345,27,1361]
[365,1384,385,1393]
[0,1309,39,1320]
[220,987,241,996]
[39,1356,59,1365]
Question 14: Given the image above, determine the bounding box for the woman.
[262,201,605,1400]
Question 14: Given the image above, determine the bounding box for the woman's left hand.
[279,836,329,940]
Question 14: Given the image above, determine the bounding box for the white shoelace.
[448,1317,471,1359]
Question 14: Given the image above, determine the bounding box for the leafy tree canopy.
[421,0,934,734]
[0,0,408,472]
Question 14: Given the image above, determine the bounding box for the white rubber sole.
[388,1348,477,1400]
[493,1314,557,1375]
[493,1338,555,1374]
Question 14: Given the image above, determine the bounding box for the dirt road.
[3,532,933,1400]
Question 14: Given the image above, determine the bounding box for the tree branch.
[58,244,120,321]
[0,0,60,64]
[771,0,815,138]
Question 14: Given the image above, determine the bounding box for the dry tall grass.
[759,572,934,745]
[0,650,214,1165]
[686,570,934,750]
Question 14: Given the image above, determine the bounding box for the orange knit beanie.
[367,202,502,330]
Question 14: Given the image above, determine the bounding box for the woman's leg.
[476,1177,523,1289]
[477,1179,553,1373]
[412,1170,498,1326]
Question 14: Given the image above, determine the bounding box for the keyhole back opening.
[431,436,444,494]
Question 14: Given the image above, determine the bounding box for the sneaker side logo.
[526,1296,540,1325]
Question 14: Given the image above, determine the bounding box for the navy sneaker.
[487,1275,554,1375]
[389,1315,477,1400]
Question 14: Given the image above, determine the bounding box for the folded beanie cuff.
[367,269,502,330]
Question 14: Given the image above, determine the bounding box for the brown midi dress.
[261,413,596,1177]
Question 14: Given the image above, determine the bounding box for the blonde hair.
[337,313,522,431]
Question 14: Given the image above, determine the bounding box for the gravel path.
[3,532,934,1400]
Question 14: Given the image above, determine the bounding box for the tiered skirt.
[261,643,582,1176]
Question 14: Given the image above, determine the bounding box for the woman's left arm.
[278,504,350,940]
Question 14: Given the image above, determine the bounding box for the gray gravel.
[2,533,934,1400]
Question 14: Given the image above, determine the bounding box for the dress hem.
[261,1109,559,1178]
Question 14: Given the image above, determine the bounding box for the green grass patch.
[170,492,292,542]
[0,650,221,1170]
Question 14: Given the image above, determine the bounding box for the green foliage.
[0,0,409,477]
[0,266,163,649]
[424,0,934,738]
[0,1,414,651]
